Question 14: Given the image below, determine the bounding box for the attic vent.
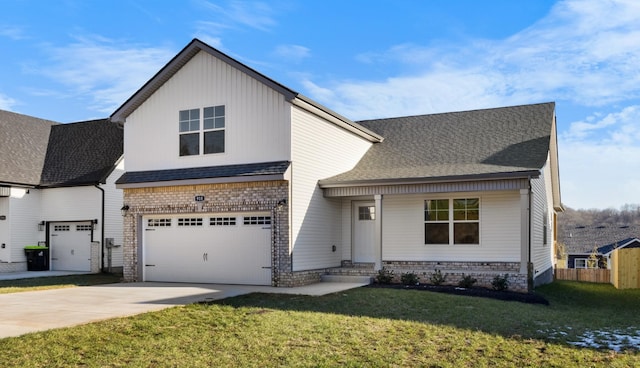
[575,226,586,229]
[596,225,606,229]
[619,225,630,229]
[0,186,9,197]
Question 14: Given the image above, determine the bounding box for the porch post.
[374,194,383,270]
[520,189,530,274]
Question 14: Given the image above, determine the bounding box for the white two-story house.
[111,39,562,292]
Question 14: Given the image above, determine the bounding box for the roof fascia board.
[292,95,383,143]
[116,173,286,189]
[549,111,564,211]
[111,39,297,123]
[318,170,541,189]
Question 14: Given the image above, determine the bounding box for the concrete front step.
[321,274,373,284]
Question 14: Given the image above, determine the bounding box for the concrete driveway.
[0,281,367,339]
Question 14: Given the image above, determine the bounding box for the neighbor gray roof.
[116,161,290,186]
[0,110,122,188]
[0,110,59,186]
[560,224,640,254]
[320,102,555,186]
[40,119,124,187]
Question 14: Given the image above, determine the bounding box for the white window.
[76,224,92,231]
[178,218,203,226]
[179,105,225,156]
[358,206,375,221]
[424,198,480,245]
[148,218,172,227]
[54,225,70,232]
[210,217,236,226]
[574,258,588,268]
[244,216,271,225]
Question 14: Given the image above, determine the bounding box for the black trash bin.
[24,246,49,271]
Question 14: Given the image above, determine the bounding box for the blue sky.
[1,0,639,210]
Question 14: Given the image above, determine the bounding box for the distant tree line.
[559,204,640,226]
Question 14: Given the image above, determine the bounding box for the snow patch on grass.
[541,327,640,352]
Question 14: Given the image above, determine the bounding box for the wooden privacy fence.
[554,268,611,283]
[611,248,640,289]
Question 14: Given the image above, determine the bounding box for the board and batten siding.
[8,188,41,262]
[102,159,125,268]
[0,197,9,262]
[290,106,372,271]
[124,50,291,172]
[530,156,554,276]
[41,186,102,247]
[381,191,522,262]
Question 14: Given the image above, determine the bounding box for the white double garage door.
[142,212,272,285]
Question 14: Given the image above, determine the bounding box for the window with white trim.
[210,217,236,226]
[574,258,588,269]
[178,218,203,226]
[148,218,172,227]
[424,198,480,245]
[179,105,225,156]
[76,224,92,231]
[243,216,271,225]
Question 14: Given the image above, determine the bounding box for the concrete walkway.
[0,281,368,339]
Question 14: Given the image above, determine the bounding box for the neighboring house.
[0,110,124,273]
[559,224,640,269]
[111,39,562,292]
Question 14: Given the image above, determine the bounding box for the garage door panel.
[50,222,92,272]
[143,213,271,285]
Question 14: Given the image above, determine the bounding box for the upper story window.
[179,105,225,156]
[424,198,480,245]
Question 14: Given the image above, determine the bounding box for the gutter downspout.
[95,184,105,271]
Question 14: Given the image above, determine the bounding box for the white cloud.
[0,93,16,110]
[33,36,174,114]
[0,25,27,40]
[303,0,640,118]
[198,0,277,32]
[272,44,310,63]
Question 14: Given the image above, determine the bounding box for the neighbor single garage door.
[143,212,272,285]
[49,222,92,272]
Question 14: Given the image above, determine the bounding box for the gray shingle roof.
[0,110,59,186]
[116,161,290,185]
[597,238,640,255]
[320,102,555,185]
[560,224,640,254]
[40,119,123,187]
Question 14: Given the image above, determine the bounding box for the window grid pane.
[358,206,375,221]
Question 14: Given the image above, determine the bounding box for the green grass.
[0,281,638,367]
[0,273,122,294]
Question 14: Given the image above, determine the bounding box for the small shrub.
[400,272,420,285]
[375,267,394,284]
[458,274,477,288]
[429,269,447,285]
[492,274,510,291]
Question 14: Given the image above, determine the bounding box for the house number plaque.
[194,195,205,202]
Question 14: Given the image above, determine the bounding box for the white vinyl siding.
[290,106,372,271]
[7,188,42,263]
[530,155,555,276]
[382,192,521,262]
[124,50,291,172]
[0,197,9,262]
[102,159,125,268]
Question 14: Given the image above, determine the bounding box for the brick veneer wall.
[121,180,290,285]
[382,260,529,292]
[0,262,26,273]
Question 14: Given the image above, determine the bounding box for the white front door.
[353,201,376,263]
[50,222,92,271]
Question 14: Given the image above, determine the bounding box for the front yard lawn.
[0,281,638,367]
[0,273,121,294]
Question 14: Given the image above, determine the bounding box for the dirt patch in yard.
[366,283,550,305]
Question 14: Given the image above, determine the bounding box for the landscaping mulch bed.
[367,283,550,305]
